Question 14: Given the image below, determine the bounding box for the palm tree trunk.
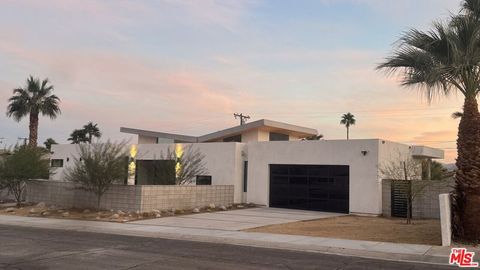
[347,126,349,140]
[28,112,39,147]
[453,96,480,241]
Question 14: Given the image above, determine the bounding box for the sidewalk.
[0,215,457,265]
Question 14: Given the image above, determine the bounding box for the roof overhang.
[120,127,197,143]
[198,119,317,142]
[411,145,444,159]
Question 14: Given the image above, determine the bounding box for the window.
[196,175,212,185]
[51,159,64,167]
[269,132,289,141]
[223,134,242,142]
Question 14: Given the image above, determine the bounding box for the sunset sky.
[0,0,465,163]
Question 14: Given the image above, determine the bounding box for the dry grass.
[246,215,441,246]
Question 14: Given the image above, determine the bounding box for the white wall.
[50,144,80,181]
[138,135,157,144]
[128,142,245,203]
[50,142,245,203]
[246,139,382,215]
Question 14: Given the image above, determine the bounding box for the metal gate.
[390,180,411,218]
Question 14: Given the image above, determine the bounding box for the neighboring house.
[49,119,444,216]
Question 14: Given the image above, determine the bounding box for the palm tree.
[43,138,57,151]
[377,2,480,240]
[68,129,88,144]
[6,76,61,147]
[83,122,101,143]
[340,113,356,140]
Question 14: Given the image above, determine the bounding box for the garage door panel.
[270,165,349,213]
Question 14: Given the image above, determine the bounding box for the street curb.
[0,216,449,266]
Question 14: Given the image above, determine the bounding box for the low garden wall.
[26,180,234,212]
[382,178,454,219]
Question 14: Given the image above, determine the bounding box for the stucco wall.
[382,179,454,219]
[26,180,234,212]
[138,135,157,144]
[246,139,382,215]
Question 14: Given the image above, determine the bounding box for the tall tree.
[340,113,356,140]
[6,76,61,147]
[43,138,57,151]
[83,122,101,143]
[68,129,88,144]
[377,2,480,240]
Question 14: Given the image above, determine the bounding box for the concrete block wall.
[26,180,234,212]
[139,185,234,212]
[382,179,454,219]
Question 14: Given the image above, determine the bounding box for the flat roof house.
[49,119,444,216]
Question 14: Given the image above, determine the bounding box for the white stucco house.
[49,119,444,216]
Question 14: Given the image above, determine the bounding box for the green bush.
[0,146,49,205]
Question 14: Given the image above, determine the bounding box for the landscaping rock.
[219,205,227,211]
[192,208,200,213]
[62,212,70,217]
[95,216,101,220]
[151,209,161,214]
[155,213,161,218]
[48,205,57,210]
[208,203,216,209]
[5,207,15,213]
[29,208,38,214]
[236,204,244,208]
[111,214,120,219]
[117,210,125,215]
[83,209,90,214]
[42,211,50,216]
[36,202,46,208]
[57,209,65,213]
[206,209,211,212]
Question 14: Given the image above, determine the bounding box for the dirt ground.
[0,203,254,223]
[246,215,441,246]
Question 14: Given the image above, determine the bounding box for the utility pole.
[234,113,250,125]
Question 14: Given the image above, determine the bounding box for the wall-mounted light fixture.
[361,150,369,156]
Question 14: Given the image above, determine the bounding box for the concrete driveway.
[131,207,343,231]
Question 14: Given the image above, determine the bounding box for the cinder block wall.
[140,185,234,212]
[382,179,454,219]
[26,180,234,212]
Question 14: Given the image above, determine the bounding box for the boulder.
[29,208,38,214]
[111,214,120,219]
[36,202,46,208]
[62,212,70,217]
[5,207,15,213]
[117,210,125,215]
[236,204,244,208]
[151,209,161,214]
[208,203,216,209]
[155,213,161,218]
[219,205,227,211]
[42,211,50,216]
[192,208,200,213]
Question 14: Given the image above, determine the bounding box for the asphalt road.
[0,225,453,270]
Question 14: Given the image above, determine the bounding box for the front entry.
[269,164,349,213]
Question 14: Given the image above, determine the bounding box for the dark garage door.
[269,165,349,213]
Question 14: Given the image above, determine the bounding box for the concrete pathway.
[0,214,462,265]
[131,207,343,230]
